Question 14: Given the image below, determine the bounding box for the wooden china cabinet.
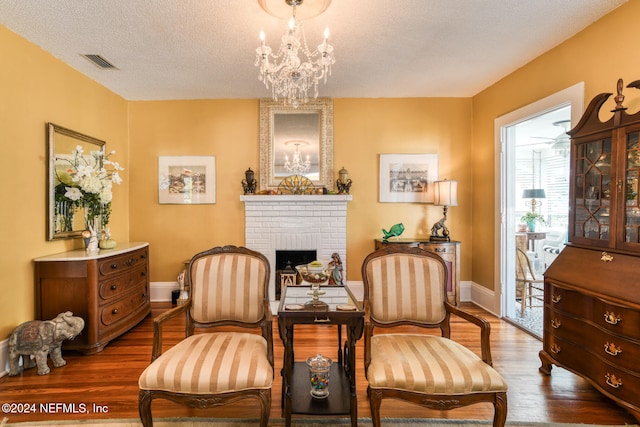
[540,79,640,421]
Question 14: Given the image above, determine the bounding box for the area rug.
[2,417,638,427]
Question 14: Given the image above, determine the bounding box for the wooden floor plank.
[0,302,636,424]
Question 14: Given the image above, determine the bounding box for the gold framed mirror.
[259,98,334,191]
[47,123,105,240]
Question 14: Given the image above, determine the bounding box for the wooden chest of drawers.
[34,243,150,354]
[540,246,640,421]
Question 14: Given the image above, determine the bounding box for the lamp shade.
[434,179,458,207]
[522,188,546,199]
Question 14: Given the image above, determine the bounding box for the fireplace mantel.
[241,194,351,300]
[240,194,352,203]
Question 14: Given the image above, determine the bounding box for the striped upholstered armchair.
[138,245,274,427]
[361,245,508,427]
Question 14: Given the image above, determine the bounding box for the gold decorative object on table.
[296,262,329,307]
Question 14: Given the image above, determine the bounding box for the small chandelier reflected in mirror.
[284,141,311,174]
[255,0,335,108]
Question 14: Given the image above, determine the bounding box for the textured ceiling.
[0,0,627,101]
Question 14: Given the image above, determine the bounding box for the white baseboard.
[460,280,472,303]
[150,281,179,302]
[467,281,500,316]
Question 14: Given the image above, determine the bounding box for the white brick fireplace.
[241,194,352,301]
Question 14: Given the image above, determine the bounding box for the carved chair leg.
[368,387,382,427]
[259,389,271,427]
[493,391,508,427]
[138,390,154,427]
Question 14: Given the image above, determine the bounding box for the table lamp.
[522,188,546,213]
[430,179,458,242]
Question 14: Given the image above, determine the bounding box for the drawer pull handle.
[112,309,119,315]
[601,252,614,262]
[314,316,330,323]
[604,311,622,325]
[110,284,117,291]
[605,373,623,388]
[550,343,561,354]
[604,342,622,356]
[551,319,561,329]
[111,264,118,269]
[435,248,446,253]
[141,271,147,276]
[552,294,562,304]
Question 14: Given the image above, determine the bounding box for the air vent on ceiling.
[81,54,118,70]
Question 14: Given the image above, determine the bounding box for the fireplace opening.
[275,249,316,300]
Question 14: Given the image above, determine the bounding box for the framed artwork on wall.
[158,156,216,204]
[379,153,438,203]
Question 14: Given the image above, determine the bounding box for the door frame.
[494,82,584,317]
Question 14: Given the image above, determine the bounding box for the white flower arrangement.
[55,145,124,229]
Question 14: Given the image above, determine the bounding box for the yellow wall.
[2,0,638,339]
[0,26,129,338]
[128,98,473,282]
[470,0,640,291]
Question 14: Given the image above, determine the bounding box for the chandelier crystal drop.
[255,0,335,108]
[284,142,311,174]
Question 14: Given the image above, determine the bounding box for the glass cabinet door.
[624,131,640,244]
[573,138,612,243]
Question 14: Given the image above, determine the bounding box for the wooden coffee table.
[277,284,364,427]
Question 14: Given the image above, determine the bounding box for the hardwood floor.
[0,302,637,425]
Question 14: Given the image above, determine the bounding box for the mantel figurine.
[242,167,257,194]
[336,166,352,195]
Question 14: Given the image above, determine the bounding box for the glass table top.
[278,285,362,313]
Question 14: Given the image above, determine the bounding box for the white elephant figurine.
[8,311,85,376]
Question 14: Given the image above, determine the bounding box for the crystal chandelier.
[284,141,311,174]
[255,0,335,108]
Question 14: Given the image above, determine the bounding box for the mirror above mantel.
[259,98,334,192]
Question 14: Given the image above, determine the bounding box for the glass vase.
[84,201,103,234]
[55,200,76,233]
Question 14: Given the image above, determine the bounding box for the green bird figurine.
[382,223,405,241]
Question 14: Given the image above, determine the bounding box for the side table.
[278,285,364,427]
[375,238,460,305]
[516,231,547,252]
